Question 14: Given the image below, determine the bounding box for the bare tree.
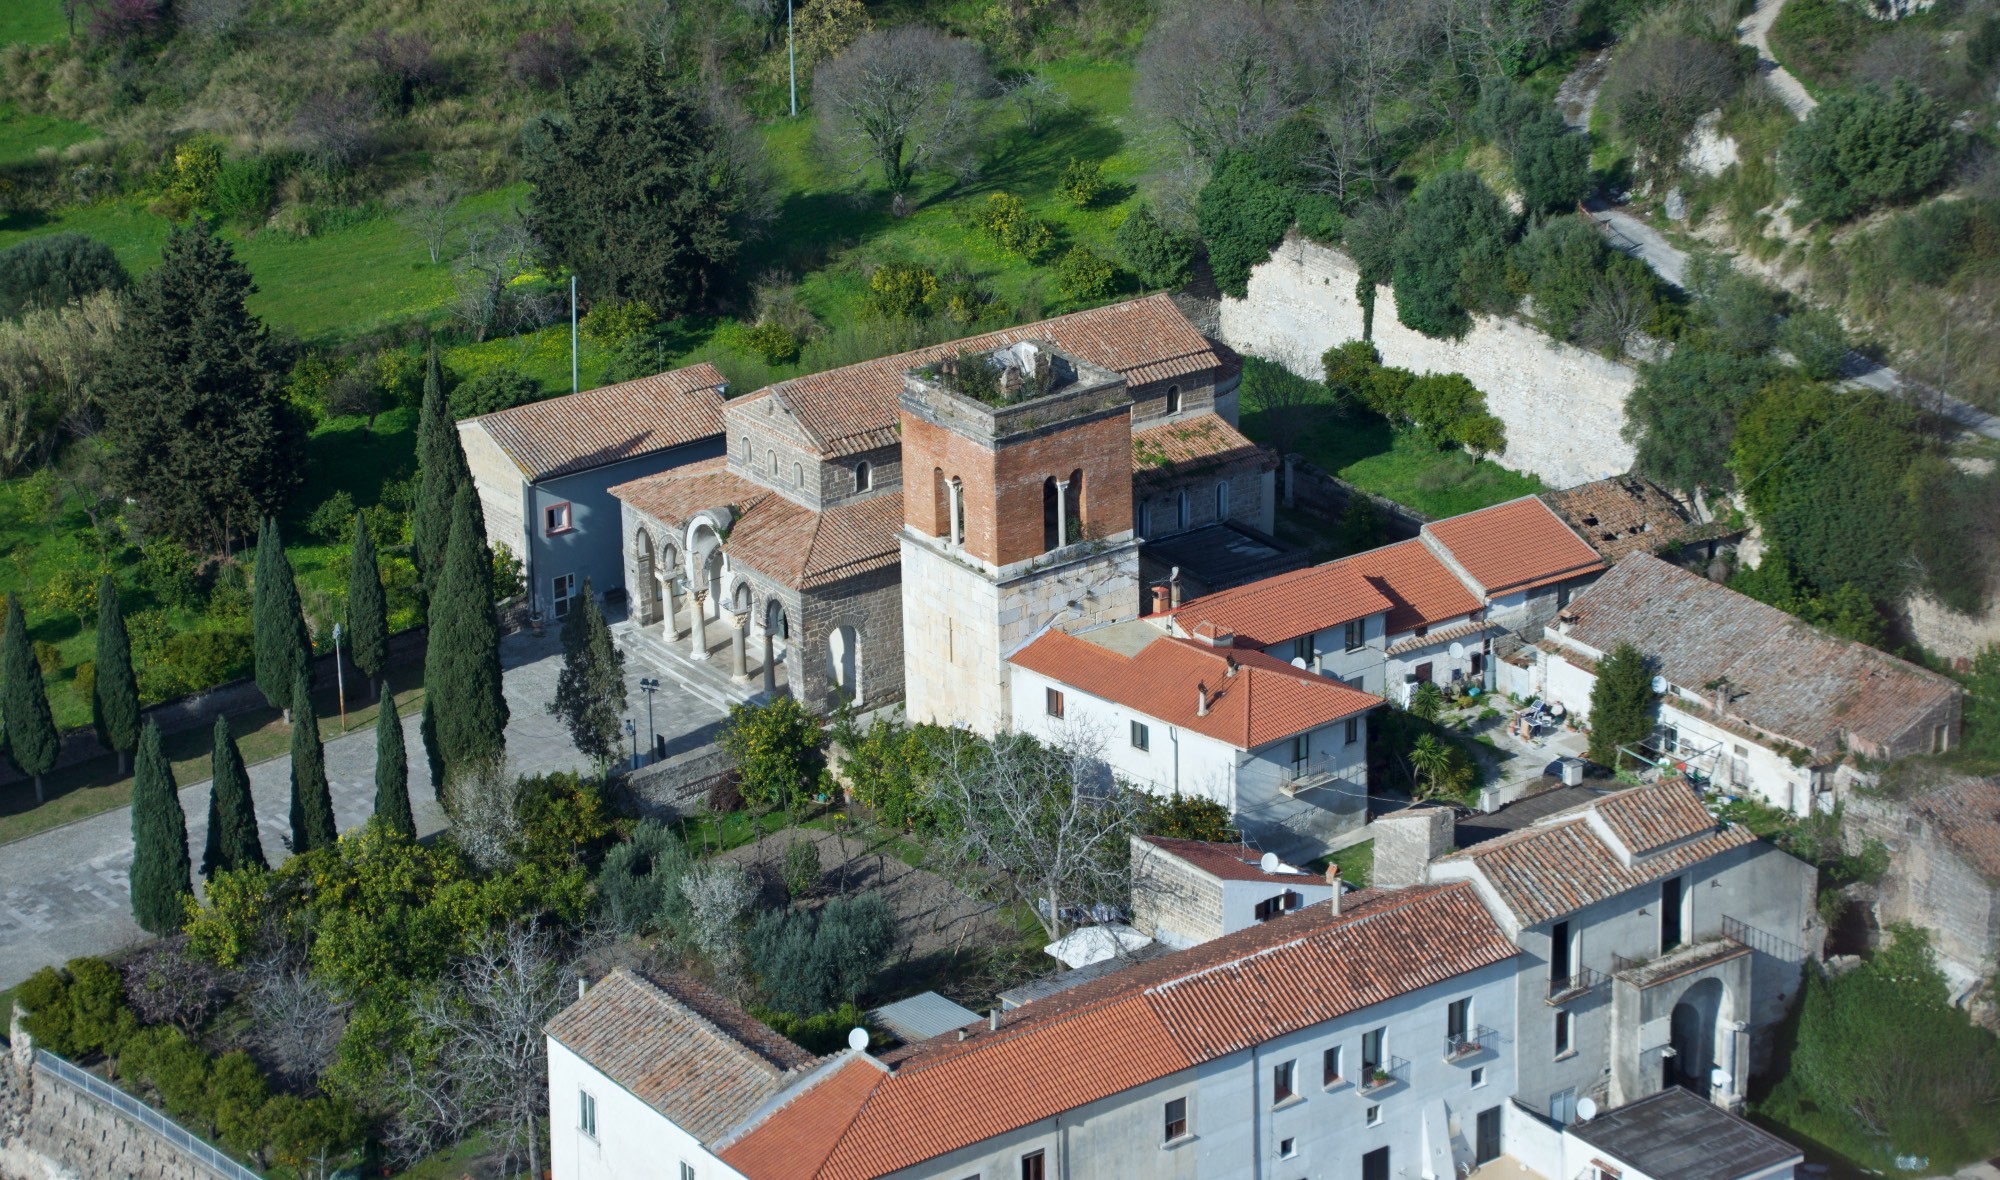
[451,215,535,343]
[1600,31,1744,187]
[290,90,377,176]
[814,26,997,193]
[248,949,349,1086]
[925,723,1141,942]
[1005,72,1068,132]
[442,762,525,870]
[120,937,224,1034]
[1577,270,1651,358]
[1136,0,1305,162]
[393,173,464,265]
[0,288,124,476]
[678,861,753,981]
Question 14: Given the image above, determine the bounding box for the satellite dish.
[1575,1097,1598,1122]
[1259,851,1281,873]
[1710,1067,1731,1088]
[1449,641,1466,660]
[1651,675,1668,694]
[846,1027,869,1052]
[1291,656,1308,669]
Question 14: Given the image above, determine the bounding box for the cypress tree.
[422,483,509,804]
[253,517,312,718]
[411,345,468,600]
[2,592,60,804]
[347,512,389,699]
[129,722,192,935]
[201,714,266,880]
[374,683,414,838]
[92,574,141,776]
[288,671,337,853]
[549,578,627,770]
[1587,642,1658,768]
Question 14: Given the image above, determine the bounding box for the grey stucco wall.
[530,436,725,616]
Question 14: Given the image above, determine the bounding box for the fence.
[34,1049,263,1180]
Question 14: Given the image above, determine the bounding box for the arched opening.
[828,624,862,706]
[634,527,662,624]
[1042,477,1060,552]
[768,449,777,477]
[701,551,726,620]
[765,598,790,643]
[1176,490,1190,531]
[1165,384,1182,414]
[950,477,965,544]
[731,579,754,616]
[1067,468,1085,539]
[1669,978,1724,1095]
[932,467,949,538]
[855,461,873,492]
[660,541,682,634]
[794,462,804,489]
[1215,480,1230,520]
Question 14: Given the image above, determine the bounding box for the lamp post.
[331,622,347,734]
[639,677,660,764]
[788,0,797,117]
[624,718,638,772]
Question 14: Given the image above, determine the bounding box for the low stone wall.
[1,1032,232,1180]
[611,744,735,821]
[1220,234,1639,490]
[1903,592,2000,668]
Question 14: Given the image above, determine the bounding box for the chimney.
[577,978,588,1002]
[989,1009,1001,1032]
[1327,863,1343,915]
[1151,584,1170,615]
[1225,655,1239,678]
[1197,683,1211,716]
[1169,567,1183,608]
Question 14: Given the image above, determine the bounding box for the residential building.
[1128,835,1337,948]
[1417,495,1604,636]
[1420,778,1819,1119]
[547,883,1525,1180]
[1529,553,1965,816]
[459,363,727,621]
[1008,620,1382,852]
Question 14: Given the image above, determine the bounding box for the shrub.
[17,957,137,1059]
[742,320,801,364]
[306,490,357,545]
[597,821,694,935]
[1886,201,1973,286]
[782,837,821,900]
[153,629,255,700]
[1409,682,1444,723]
[1114,204,1194,290]
[580,298,659,349]
[756,1001,871,1054]
[720,696,826,812]
[1143,792,1233,841]
[1055,245,1115,302]
[36,564,99,625]
[0,233,129,320]
[1776,309,1847,381]
[1781,81,1959,223]
[747,891,896,1015]
[1058,158,1107,209]
[450,369,541,418]
[211,156,279,224]
[864,262,939,320]
[839,717,961,829]
[971,193,1056,260]
[1390,171,1515,339]
[1197,152,1297,299]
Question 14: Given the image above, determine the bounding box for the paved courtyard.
[0,621,728,990]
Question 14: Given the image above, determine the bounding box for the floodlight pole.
[570,274,579,394]
[788,0,797,117]
[332,622,346,734]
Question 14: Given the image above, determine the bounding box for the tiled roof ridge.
[613,968,810,1076]
[717,1053,882,1150]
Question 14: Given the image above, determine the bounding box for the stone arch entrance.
[828,624,861,706]
[1669,978,1723,1095]
[633,527,663,625]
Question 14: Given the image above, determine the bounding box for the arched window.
[1215,480,1230,520]
[950,477,965,544]
[1165,384,1182,414]
[828,625,862,706]
[794,462,804,489]
[1176,490,1190,531]
[768,449,777,476]
[932,467,949,537]
[855,461,872,492]
[1042,477,1060,553]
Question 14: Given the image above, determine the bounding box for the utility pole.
[570,274,579,394]
[788,0,797,117]
[640,677,660,763]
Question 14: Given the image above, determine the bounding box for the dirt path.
[1556,47,1613,130]
[1737,0,1819,119]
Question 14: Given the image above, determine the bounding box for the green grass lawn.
[0,103,94,167]
[0,0,65,47]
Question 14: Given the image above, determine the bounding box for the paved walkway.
[1737,0,1819,119]
[0,622,727,990]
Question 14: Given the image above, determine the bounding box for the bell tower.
[898,340,1141,734]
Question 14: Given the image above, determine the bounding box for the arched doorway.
[634,527,662,624]
[1669,978,1723,1095]
[828,624,861,706]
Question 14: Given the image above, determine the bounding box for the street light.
[624,718,638,772]
[331,622,347,734]
[639,678,660,764]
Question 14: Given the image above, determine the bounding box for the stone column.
[729,610,750,680]
[689,590,709,660]
[1055,479,1071,548]
[660,571,681,639]
[762,629,777,696]
[947,477,964,546]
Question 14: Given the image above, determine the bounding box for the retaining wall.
[1220,234,1639,490]
[612,744,735,821]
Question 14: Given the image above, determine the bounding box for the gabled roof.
[1010,627,1382,750]
[608,459,901,590]
[1422,495,1604,598]
[544,969,816,1143]
[739,295,1229,458]
[1542,475,1719,563]
[1131,413,1274,494]
[716,884,1517,1180]
[1553,554,1964,756]
[1337,540,1487,636]
[1139,835,1323,884]
[1434,779,1755,926]
[464,363,726,481]
[1169,562,1393,649]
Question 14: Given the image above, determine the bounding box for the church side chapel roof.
[735,295,1231,458]
[1130,413,1276,495]
[464,362,727,481]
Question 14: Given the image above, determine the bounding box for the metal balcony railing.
[1722,915,1808,964]
[1444,1027,1497,1062]
[1546,966,1609,1005]
[35,1049,263,1180]
[1356,1055,1409,1096]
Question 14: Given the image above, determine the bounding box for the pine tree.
[422,483,509,804]
[549,578,627,770]
[253,518,312,718]
[1588,642,1658,767]
[374,683,415,839]
[2,592,59,804]
[411,345,468,600]
[92,575,140,776]
[128,722,192,935]
[347,512,389,700]
[201,714,266,879]
[97,217,298,555]
[288,671,337,853]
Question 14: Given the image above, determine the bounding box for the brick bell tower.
[899,340,1141,734]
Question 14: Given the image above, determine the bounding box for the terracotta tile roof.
[1422,495,1605,598]
[1907,776,2000,885]
[1011,628,1382,750]
[1169,562,1393,649]
[1554,554,1964,757]
[1435,780,1755,926]
[1130,413,1275,494]
[609,460,901,590]
[1542,476,1716,563]
[719,884,1515,1180]
[1384,617,1492,657]
[465,363,726,481]
[1336,540,1486,636]
[544,968,815,1143]
[1139,836,1323,884]
[754,295,1227,457]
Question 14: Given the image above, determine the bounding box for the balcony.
[1545,966,1609,1005]
[1279,755,1344,797]
[1444,1027,1497,1062]
[1356,1056,1409,1096]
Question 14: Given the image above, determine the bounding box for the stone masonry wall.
[1219,234,1639,490]
[0,1051,217,1180]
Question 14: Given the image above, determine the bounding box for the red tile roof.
[1422,495,1605,598]
[1436,780,1755,926]
[712,884,1516,1180]
[1905,776,2000,885]
[1337,540,1487,636]
[1542,476,1714,563]
[1130,413,1274,494]
[1139,836,1324,884]
[1169,562,1393,649]
[465,363,726,481]
[746,295,1228,458]
[544,969,815,1143]
[1010,627,1381,750]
